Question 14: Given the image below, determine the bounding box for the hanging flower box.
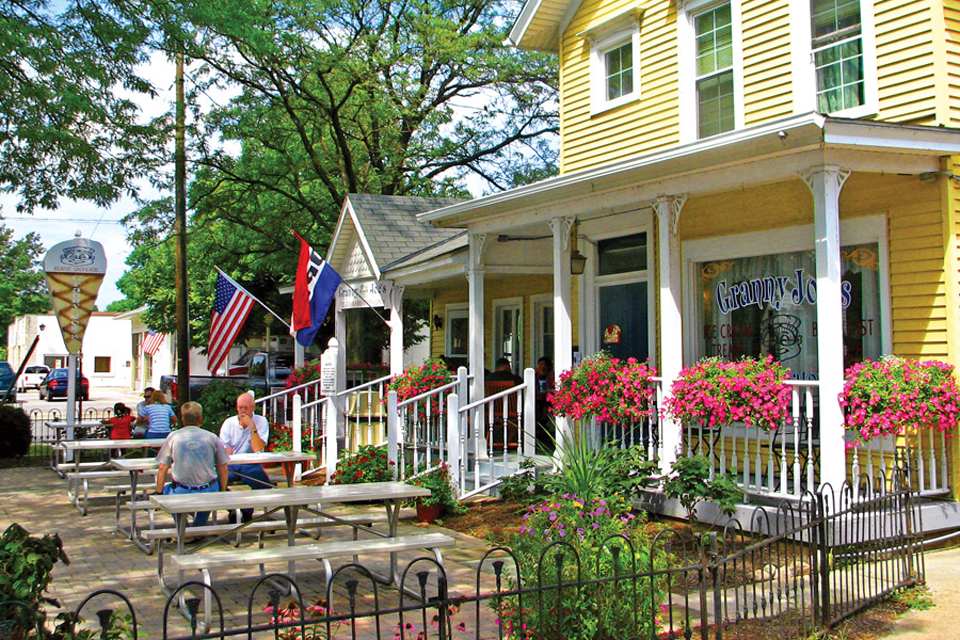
[663,355,792,431]
[839,357,960,448]
[548,352,658,424]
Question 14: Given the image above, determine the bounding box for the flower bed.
[548,352,658,424]
[329,445,394,484]
[265,423,320,454]
[663,355,791,431]
[840,357,960,447]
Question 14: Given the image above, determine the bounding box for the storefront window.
[697,243,881,379]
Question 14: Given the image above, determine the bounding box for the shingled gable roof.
[336,193,467,279]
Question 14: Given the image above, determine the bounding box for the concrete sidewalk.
[878,545,960,639]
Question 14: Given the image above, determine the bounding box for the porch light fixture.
[570,220,587,275]
[432,314,443,330]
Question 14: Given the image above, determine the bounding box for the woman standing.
[137,390,178,439]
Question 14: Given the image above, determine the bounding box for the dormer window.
[582,6,644,115]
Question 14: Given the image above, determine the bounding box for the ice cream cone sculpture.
[43,236,107,355]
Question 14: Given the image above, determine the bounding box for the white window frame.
[791,0,878,118]
[586,14,643,116]
[680,214,892,365]
[589,225,657,365]
[529,293,554,366]
[493,297,524,372]
[444,303,469,361]
[677,0,744,143]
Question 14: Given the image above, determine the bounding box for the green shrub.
[0,524,69,633]
[196,380,251,434]
[406,462,465,515]
[499,459,551,504]
[500,495,666,640]
[330,445,394,484]
[0,404,32,457]
[662,455,743,520]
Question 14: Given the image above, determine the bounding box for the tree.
[119,0,558,348]
[0,225,50,352]
[0,0,163,212]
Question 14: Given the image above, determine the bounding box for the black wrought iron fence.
[1,470,923,639]
[17,408,114,466]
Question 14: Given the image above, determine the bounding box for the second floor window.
[605,42,634,101]
[811,0,863,113]
[695,4,734,138]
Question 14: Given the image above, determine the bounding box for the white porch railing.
[263,366,952,499]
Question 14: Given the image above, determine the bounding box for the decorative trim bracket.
[468,233,487,270]
[548,217,575,251]
[800,166,851,195]
[654,195,688,236]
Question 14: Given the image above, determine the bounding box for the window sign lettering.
[698,244,881,379]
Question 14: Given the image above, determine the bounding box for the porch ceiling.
[419,114,960,232]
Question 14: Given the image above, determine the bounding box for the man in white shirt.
[219,392,273,522]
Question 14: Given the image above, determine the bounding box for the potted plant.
[406,463,462,523]
[663,355,792,431]
[548,352,658,424]
[839,356,960,447]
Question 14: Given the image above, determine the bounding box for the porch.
[255,366,953,511]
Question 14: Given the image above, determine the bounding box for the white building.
[7,313,133,387]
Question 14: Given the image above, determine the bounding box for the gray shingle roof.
[347,194,467,271]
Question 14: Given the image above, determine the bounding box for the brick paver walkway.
[0,466,503,638]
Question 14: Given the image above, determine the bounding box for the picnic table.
[111,451,316,551]
[47,421,108,470]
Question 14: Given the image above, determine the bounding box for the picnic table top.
[149,481,429,513]
[112,451,316,472]
[56,439,158,450]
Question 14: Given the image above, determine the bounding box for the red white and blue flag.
[291,236,342,348]
[140,330,165,357]
[208,270,255,374]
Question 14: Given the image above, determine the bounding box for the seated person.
[102,402,134,439]
[137,390,178,439]
[219,392,273,522]
[485,357,523,385]
[155,401,229,527]
[535,356,555,392]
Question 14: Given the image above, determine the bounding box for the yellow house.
[326,0,960,523]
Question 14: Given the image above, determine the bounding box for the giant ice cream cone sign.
[43,234,107,354]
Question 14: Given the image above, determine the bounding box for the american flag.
[141,330,165,356]
[207,270,255,374]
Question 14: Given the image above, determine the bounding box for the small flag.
[291,236,342,348]
[208,270,255,374]
[141,330,165,357]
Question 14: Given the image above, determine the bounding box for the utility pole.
[174,50,191,404]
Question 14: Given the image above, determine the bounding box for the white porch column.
[802,166,850,491]
[467,234,486,406]
[654,195,687,472]
[334,289,347,378]
[386,283,405,376]
[549,217,574,449]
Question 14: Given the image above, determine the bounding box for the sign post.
[43,233,106,428]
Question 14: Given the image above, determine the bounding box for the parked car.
[39,368,89,401]
[18,365,50,392]
[162,351,295,402]
[0,362,16,402]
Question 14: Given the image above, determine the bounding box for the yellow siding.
[945,1,960,127]
[679,181,813,240]
[741,0,793,126]
[560,0,679,173]
[875,0,938,123]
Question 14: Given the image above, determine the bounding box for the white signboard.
[338,280,388,310]
[320,346,337,396]
[43,236,107,355]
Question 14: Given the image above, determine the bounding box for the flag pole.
[215,267,291,330]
